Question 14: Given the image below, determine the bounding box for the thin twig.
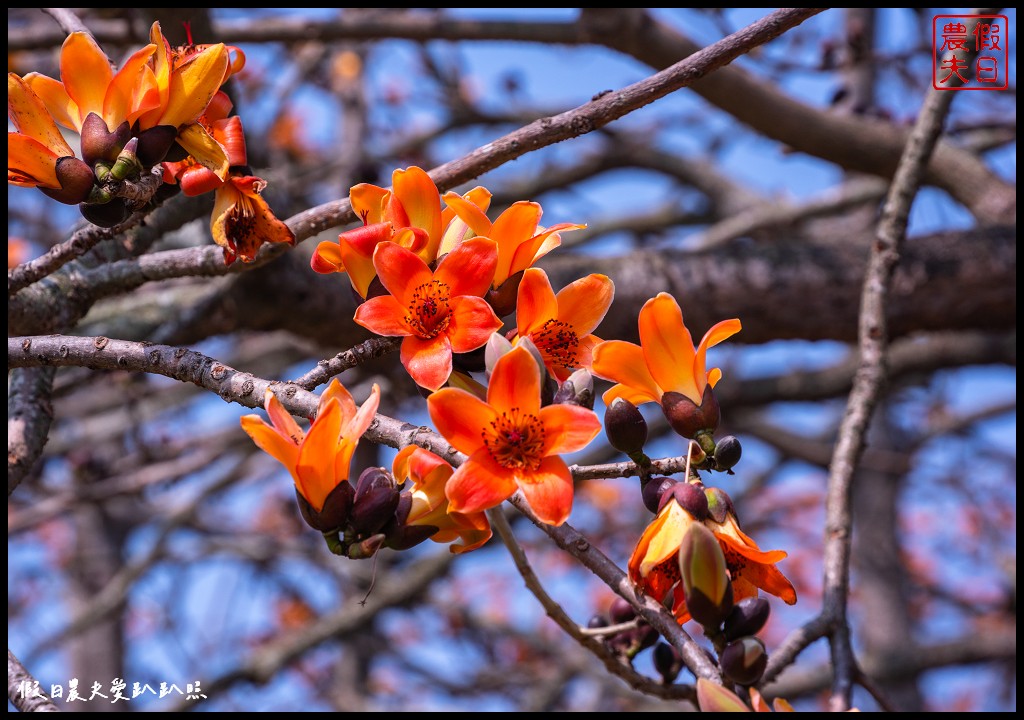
[7,649,60,712]
[40,7,90,36]
[289,337,402,390]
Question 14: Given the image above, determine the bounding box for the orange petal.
[488,345,541,415]
[434,236,497,298]
[447,296,502,353]
[296,397,343,511]
[635,501,694,578]
[515,268,558,336]
[555,273,614,336]
[353,295,411,336]
[8,74,75,157]
[161,43,229,127]
[490,201,541,283]
[311,240,344,274]
[444,449,518,515]
[264,388,304,443]
[319,378,357,426]
[442,191,493,238]
[7,133,61,188]
[60,32,113,121]
[372,241,432,306]
[517,455,574,525]
[350,183,388,224]
[537,403,601,456]
[707,367,723,389]
[104,43,158,129]
[506,222,581,283]
[591,340,662,404]
[639,293,699,402]
[401,334,453,392]
[23,73,78,132]
[240,414,300,480]
[338,228,389,297]
[344,383,380,441]
[602,383,662,408]
[693,318,741,397]
[427,387,495,457]
[439,186,492,256]
[393,166,442,258]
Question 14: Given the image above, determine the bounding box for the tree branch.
[7,649,60,712]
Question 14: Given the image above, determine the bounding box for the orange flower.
[211,174,296,264]
[240,380,380,513]
[392,445,492,554]
[354,237,502,391]
[7,73,94,203]
[593,292,741,408]
[441,193,584,289]
[511,268,614,381]
[427,345,602,525]
[629,483,796,624]
[312,166,445,298]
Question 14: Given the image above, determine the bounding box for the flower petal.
[353,295,412,336]
[8,74,75,157]
[491,201,541,283]
[591,340,662,405]
[515,268,558,336]
[23,73,78,131]
[537,403,601,456]
[373,241,432,306]
[177,122,229,179]
[311,240,344,274]
[240,414,299,480]
[104,43,158,129]
[319,378,357,426]
[639,293,699,402]
[401,334,453,391]
[296,397,343,511]
[344,383,380,441]
[60,32,113,121]
[161,43,229,127]
[439,185,492,256]
[433,236,498,299]
[442,191,493,238]
[444,449,518,515]
[427,388,495,457]
[555,273,614,336]
[264,388,304,443]
[350,183,388,224]
[393,166,442,257]
[517,455,574,525]
[693,318,741,397]
[6,133,61,188]
[487,345,541,415]
[447,296,502,353]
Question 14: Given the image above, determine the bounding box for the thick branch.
[7,367,57,497]
[7,649,60,712]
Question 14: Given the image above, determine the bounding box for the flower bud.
[719,636,768,686]
[714,435,742,472]
[346,532,386,559]
[695,678,750,713]
[678,523,733,628]
[704,486,735,525]
[609,597,637,624]
[641,476,676,514]
[79,198,130,228]
[295,481,355,533]
[39,157,95,205]
[659,481,710,521]
[653,642,683,684]
[552,369,594,409]
[350,466,401,536]
[109,137,142,181]
[661,385,720,439]
[484,332,514,376]
[80,113,130,167]
[604,398,648,455]
[382,492,438,551]
[136,125,179,167]
[586,614,608,630]
[723,597,771,642]
[486,269,524,318]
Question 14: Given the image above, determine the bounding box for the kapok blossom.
[240,379,380,514]
[427,345,602,526]
[354,237,502,391]
[392,445,492,554]
[510,268,614,381]
[441,192,585,290]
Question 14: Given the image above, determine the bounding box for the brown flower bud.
[723,597,771,642]
[486,269,524,318]
[653,642,683,684]
[39,157,95,205]
[719,637,768,686]
[704,486,735,525]
[136,124,180,167]
[604,398,648,455]
[553,369,594,409]
[350,467,401,536]
[79,198,130,228]
[609,597,637,624]
[80,113,130,167]
[295,481,355,533]
[713,435,743,472]
[659,481,710,521]
[661,385,720,439]
[642,476,676,514]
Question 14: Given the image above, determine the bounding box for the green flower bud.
[719,637,768,686]
[604,398,648,455]
[723,597,771,642]
[346,533,386,559]
[661,385,720,439]
[679,523,734,628]
[704,486,736,525]
[109,137,142,182]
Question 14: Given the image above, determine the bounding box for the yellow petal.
[177,123,229,179]
[7,74,74,157]
[161,43,229,128]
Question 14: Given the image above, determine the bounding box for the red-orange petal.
[692,317,742,397]
[639,293,699,402]
[487,345,541,415]
[447,296,502,354]
[555,273,614,336]
[444,449,518,515]
[22,73,78,132]
[353,294,412,337]
[264,389,304,443]
[350,183,388,224]
[104,43,158,129]
[491,201,541,283]
[427,387,496,457]
[515,268,558,337]
[295,397,343,511]
[434,236,498,299]
[373,241,433,306]
[537,403,601,456]
[240,414,300,479]
[401,334,453,392]
[8,74,75,157]
[591,340,662,405]
[393,166,442,257]
[311,240,344,274]
[516,455,574,526]
[319,378,357,426]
